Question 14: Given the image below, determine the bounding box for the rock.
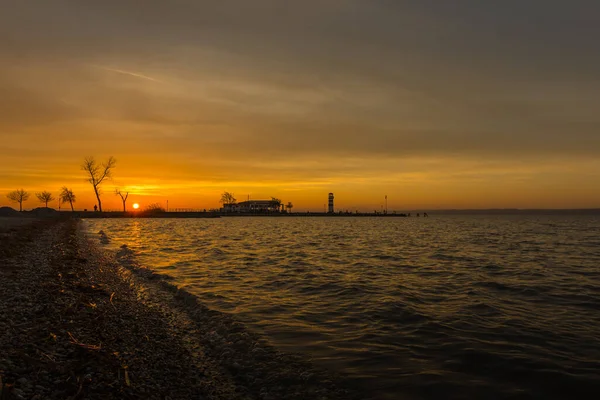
[0,220,360,400]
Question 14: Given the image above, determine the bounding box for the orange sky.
[1,1,599,211]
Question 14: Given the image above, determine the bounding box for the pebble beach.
[0,218,360,400]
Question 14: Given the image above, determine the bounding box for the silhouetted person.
[417,213,420,217]
[94,205,98,212]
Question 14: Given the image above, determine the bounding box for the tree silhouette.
[81,156,116,212]
[60,187,76,211]
[220,192,236,205]
[115,188,129,212]
[6,189,30,212]
[270,197,282,212]
[286,202,293,213]
[36,191,55,208]
[143,203,166,214]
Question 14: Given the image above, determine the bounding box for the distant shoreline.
[2,208,600,219]
[1,210,412,218]
[76,212,412,218]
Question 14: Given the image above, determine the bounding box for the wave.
[84,217,600,400]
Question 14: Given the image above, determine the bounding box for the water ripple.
[84,215,600,399]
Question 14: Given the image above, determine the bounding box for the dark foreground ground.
[0,219,361,400]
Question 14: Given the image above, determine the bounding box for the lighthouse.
[328,193,334,213]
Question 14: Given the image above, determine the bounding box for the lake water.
[84,215,600,399]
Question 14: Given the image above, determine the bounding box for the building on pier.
[222,200,283,213]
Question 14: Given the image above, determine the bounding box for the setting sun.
[133,203,140,210]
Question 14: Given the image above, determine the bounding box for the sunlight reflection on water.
[84,215,600,399]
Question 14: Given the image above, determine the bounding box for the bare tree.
[36,191,55,208]
[6,189,30,212]
[81,156,116,212]
[286,202,293,213]
[60,187,76,211]
[115,188,129,212]
[220,192,236,205]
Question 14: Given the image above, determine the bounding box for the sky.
[1,0,599,211]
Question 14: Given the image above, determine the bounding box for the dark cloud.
[1,0,599,206]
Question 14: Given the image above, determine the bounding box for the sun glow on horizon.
[0,2,599,210]
[133,203,140,210]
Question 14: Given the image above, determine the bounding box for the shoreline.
[3,211,411,219]
[0,219,362,399]
[4,208,600,221]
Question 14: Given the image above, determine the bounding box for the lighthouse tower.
[328,193,334,213]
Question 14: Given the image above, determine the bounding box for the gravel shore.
[0,219,362,400]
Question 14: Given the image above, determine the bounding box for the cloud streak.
[88,64,164,83]
[1,0,599,209]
